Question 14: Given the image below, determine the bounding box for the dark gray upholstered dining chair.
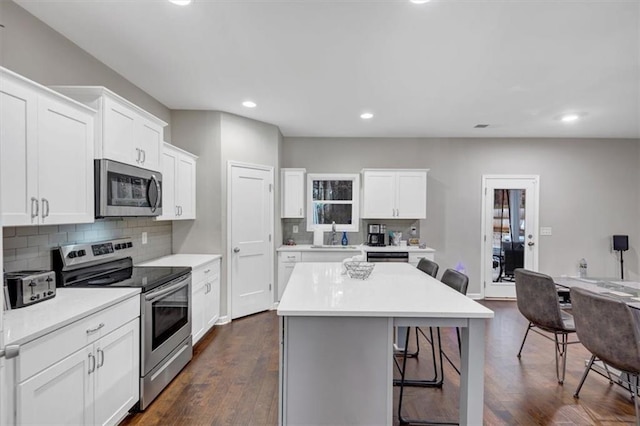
[514,268,579,384]
[571,287,640,425]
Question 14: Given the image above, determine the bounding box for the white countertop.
[277,244,435,253]
[138,253,222,268]
[277,262,493,318]
[3,287,141,346]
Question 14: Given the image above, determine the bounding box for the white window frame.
[306,173,360,232]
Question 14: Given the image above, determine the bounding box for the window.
[306,173,360,232]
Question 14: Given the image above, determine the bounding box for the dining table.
[554,276,640,310]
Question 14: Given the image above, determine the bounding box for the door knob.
[528,242,535,246]
[233,247,240,253]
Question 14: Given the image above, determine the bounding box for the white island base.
[278,263,492,425]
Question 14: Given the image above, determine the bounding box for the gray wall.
[282,137,640,295]
[172,111,282,318]
[0,1,172,140]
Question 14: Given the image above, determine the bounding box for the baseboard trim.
[216,315,231,325]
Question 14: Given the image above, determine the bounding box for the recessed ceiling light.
[410,0,431,4]
[169,0,191,5]
[560,114,580,123]
[360,112,374,120]
[242,101,257,108]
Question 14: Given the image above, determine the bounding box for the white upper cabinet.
[281,168,305,218]
[1,68,95,226]
[362,169,428,219]
[156,143,197,221]
[51,86,167,172]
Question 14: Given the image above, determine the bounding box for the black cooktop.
[57,258,191,293]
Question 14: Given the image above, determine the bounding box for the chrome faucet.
[330,221,338,245]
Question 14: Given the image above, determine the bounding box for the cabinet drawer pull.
[299,208,302,216]
[88,353,96,374]
[141,149,146,164]
[97,349,105,368]
[204,269,211,274]
[86,323,105,334]
[136,148,141,163]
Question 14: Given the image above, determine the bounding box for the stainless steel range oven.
[53,237,192,410]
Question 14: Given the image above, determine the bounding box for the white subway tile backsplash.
[16,246,40,260]
[4,237,27,249]
[38,225,60,235]
[3,218,172,272]
[4,260,28,271]
[67,231,85,243]
[3,249,16,262]
[16,227,40,236]
[48,233,68,245]
[27,235,49,247]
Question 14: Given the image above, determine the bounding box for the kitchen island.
[277,262,493,425]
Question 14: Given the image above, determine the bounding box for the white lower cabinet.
[192,259,221,345]
[15,297,140,426]
[408,251,436,267]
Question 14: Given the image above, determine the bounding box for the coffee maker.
[367,224,386,246]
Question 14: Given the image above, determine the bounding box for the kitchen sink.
[310,245,360,249]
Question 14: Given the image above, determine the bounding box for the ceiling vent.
[474,124,490,128]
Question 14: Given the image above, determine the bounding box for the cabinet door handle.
[299,208,302,216]
[204,269,211,274]
[136,148,141,163]
[179,206,183,216]
[97,349,104,368]
[175,206,179,216]
[41,198,50,219]
[88,353,96,374]
[86,322,105,335]
[31,197,39,219]
[141,149,146,164]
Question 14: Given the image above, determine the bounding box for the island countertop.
[277,262,493,319]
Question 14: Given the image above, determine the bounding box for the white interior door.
[229,163,273,319]
[482,175,539,298]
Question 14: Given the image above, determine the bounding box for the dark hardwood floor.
[122,301,636,425]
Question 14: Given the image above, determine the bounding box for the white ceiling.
[14,0,640,138]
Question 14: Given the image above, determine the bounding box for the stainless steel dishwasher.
[366,251,409,263]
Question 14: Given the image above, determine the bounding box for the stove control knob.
[68,251,77,259]
[78,250,86,257]
[114,244,121,250]
[47,291,54,296]
[30,296,37,301]
[126,242,133,248]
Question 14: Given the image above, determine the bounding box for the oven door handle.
[145,277,190,302]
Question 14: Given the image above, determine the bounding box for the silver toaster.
[3,270,56,309]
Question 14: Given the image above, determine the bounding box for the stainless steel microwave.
[95,159,162,218]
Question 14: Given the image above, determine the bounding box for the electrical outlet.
[292,225,299,234]
[540,227,552,236]
[142,232,148,244]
